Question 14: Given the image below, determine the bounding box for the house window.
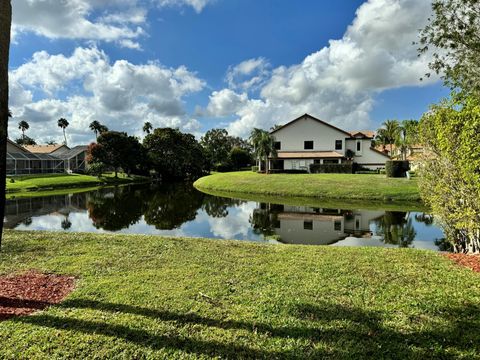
[274,141,281,150]
[334,220,342,231]
[304,141,314,150]
[314,159,321,164]
[304,220,313,230]
[335,140,342,150]
[356,141,361,152]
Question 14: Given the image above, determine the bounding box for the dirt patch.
[0,270,75,320]
[445,253,480,273]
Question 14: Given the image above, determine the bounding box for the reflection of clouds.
[333,236,397,248]
[206,202,257,239]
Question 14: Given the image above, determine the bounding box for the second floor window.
[304,141,314,150]
[274,141,281,150]
[335,140,342,150]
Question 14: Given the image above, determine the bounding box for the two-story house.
[268,114,390,171]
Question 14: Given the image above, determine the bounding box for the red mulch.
[445,253,480,273]
[0,270,75,320]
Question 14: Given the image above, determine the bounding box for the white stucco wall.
[346,139,389,169]
[272,116,348,154]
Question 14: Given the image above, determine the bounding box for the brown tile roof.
[23,144,67,154]
[349,130,376,139]
[273,151,344,159]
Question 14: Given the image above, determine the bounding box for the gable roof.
[24,144,69,154]
[270,114,352,137]
[349,130,375,139]
[7,139,30,153]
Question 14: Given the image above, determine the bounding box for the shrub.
[9,178,15,183]
[251,166,259,172]
[213,162,233,173]
[309,163,353,174]
[385,160,410,177]
[87,162,105,178]
[355,170,379,174]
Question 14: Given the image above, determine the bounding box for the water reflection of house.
[259,204,385,245]
[4,193,87,229]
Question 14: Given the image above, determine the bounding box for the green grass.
[6,173,149,196]
[0,230,479,358]
[194,171,422,203]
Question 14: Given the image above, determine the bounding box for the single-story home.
[6,139,89,175]
[268,114,390,171]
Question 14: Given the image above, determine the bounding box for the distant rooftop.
[349,130,376,139]
[23,144,68,154]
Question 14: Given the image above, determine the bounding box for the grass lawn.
[0,230,479,358]
[6,173,149,196]
[194,171,422,203]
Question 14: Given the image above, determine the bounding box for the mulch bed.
[0,270,75,320]
[445,253,480,273]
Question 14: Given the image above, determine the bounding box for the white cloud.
[156,0,215,13]
[204,0,436,137]
[9,47,205,145]
[202,89,248,117]
[226,57,270,91]
[12,0,146,48]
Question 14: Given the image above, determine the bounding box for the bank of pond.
[5,183,446,250]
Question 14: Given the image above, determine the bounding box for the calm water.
[5,183,446,250]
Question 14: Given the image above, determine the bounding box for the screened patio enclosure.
[6,152,65,175]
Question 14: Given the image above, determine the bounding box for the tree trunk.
[264,155,268,174]
[0,1,11,247]
[63,128,67,145]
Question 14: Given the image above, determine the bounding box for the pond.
[5,183,447,250]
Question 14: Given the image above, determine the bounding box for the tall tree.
[200,128,232,167]
[18,120,29,142]
[0,1,11,246]
[250,129,277,174]
[377,120,401,155]
[143,122,153,135]
[89,120,102,140]
[419,0,480,94]
[57,118,70,145]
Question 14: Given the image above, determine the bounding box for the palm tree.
[0,0,12,247]
[378,120,401,155]
[98,124,109,135]
[57,117,70,145]
[251,129,277,174]
[89,120,102,140]
[143,122,153,135]
[18,120,29,142]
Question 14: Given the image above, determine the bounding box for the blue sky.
[9,0,447,145]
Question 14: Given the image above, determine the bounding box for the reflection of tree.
[415,213,435,226]
[375,212,416,247]
[250,204,279,237]
[202,195,244,218]
[87,186,144,231]
[61,214,72,230]
[143,184,204,230]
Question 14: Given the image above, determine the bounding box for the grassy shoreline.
[6,173,150,197]
[0,230,479,358]
[194,171,422,203]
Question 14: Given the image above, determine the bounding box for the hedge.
[385,160,410,178]
[309,163,353,174]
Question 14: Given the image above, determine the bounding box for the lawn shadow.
[16,298,480,359]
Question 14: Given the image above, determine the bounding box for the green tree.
[0,1,12,246]
[18,120,29,142]
[57,117,70,145]
[229,147,252,170]
[418,97,480,253]
[143,122,153,135]
[377,120,401,155]
[15,136,36,146]
[88,131,147,177]
[144,128,208,181]
[419,0,480,94]
[200,128,232,167]
[89,120,104,140]
[250,129,277,174]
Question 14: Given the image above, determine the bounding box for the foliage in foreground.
[0,231,480,358]
[419,97,480,253]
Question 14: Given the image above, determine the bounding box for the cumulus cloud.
[9,47,205,145]
[12,0,146,48]
[201,89,248,117]
[226,57,270,91]
[204,0,436,137]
